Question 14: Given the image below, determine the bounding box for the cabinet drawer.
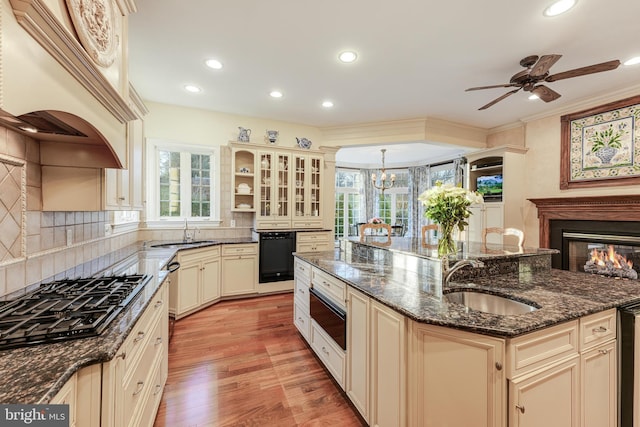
[312,268,346,310]
[311,320,345,389]
[507,320,579,379]
[295,258,311,281]
[179,246,220,264]
[297,242,333,253]
[123,294,166,373]
[255,220,290,230]
[221,243,257,256]
[123,316,164,426]
[137,355,164,427]
[294,301,311,341]
[296,231,332,244]
[294,277,310,310]
[579,308,616,351]
[292,219,324,229]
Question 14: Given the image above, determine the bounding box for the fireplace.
[530,196,640,277]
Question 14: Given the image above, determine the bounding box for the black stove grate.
[0,275,150,350]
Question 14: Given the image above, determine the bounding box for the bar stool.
[482,227,525,246]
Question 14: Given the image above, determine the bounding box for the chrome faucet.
[183,218,193,243]
[442,258,485,286]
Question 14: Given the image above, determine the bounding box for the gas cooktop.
[0,274,150,350]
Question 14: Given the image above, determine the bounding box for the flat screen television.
[476,174,503,200]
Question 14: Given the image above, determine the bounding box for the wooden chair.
[421,224,439,248]
[360,223,391,236]
[482,227,525,246]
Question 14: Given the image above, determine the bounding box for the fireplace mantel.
[529,195,640,247]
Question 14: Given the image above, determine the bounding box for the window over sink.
[146,139,220,225]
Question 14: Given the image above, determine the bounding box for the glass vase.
[438,222,457,257]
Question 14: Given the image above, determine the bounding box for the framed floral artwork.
[560,94,640,189]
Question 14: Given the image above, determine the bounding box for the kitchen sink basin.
[150,240,218,249]
[444,290,539,316]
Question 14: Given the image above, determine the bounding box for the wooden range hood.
[529,195,640,248]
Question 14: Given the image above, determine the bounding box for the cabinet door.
[581,341,616,427]
[370,300,406,427]
[346,288,370,422]
[509,356,580,427]
[176,262,201,314]
[201,258,221,303]
[292,154,323,227]
[221,256,257,296]
[231,148,256,212]
[129,117,145,210]
[410,323,506,427]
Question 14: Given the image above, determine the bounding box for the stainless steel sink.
[445,290,538,315]
[150,240,218,249]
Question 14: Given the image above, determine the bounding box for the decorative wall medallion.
[66,0,120,67]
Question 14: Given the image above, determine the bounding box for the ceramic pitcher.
[238,127,251,142]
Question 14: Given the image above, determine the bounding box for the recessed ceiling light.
[205,59,223,70]
[543,0,577,17]
[528,94,540,100]
[338,51,358,63]
[270,91,283,98]
[322,101,334,108]
[624,56,640,66]
[184,85,202,93]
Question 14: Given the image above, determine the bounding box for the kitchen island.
[294,236,640,426]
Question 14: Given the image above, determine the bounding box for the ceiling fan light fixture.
[624,56,640,66]
[543,0,577,17]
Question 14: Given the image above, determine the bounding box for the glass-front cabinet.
[256,151,291,229]
[292,154,323,229]
[231,148,256,212]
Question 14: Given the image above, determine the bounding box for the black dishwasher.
[259,231,296,283]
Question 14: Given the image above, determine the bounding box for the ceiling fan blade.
[545,60,621,82]
[531,85,561,102]
[530,54,562,77]
[478,88,521,110]
[465,83,519,91]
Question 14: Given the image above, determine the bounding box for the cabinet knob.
[516,405,525,414]
[155,337,163,346]
[599,349,609,354]
[495,362,503,371]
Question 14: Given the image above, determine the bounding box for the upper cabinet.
[256,150,292,229]
[292,154,323,229]
[231,148,257,212]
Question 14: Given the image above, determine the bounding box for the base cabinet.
[169,246,221,319]
[221,244,258,296]
[346,288,370,422]
[409,323,506,427]
[581,341,617,427]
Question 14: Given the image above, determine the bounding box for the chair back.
[482,227,525,246]
[421,224,439,242]
[360,223,392,236]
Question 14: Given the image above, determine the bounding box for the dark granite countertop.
[295,247,640,339]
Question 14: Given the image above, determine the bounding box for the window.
[335,170,363,239]
[148,140,220,224]
[377,170,409,229]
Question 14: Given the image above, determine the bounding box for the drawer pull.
[133,381,144,396]
[516,405,525,414]
[592,326,608,333]
[154,300,164,309]
[134,331,145,343]
[323,281,330,287]
[155,337,163,346]
[116,352,126,360]
[495,362,503,371]
[298,317,305,324]
[321,346,329,355]
[599,349,609,355]
[154,384,163,396]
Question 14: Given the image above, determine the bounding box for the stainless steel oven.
[309,287,346,350]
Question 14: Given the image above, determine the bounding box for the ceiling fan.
[466,54,621,110]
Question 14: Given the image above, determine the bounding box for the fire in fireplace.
[584,244,637,279]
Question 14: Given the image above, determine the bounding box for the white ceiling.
[128,0,640,165]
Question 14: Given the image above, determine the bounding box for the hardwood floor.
[153,293,365,427]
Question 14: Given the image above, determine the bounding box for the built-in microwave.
[309,287,346,350]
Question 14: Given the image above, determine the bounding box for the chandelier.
[371,149,395,195]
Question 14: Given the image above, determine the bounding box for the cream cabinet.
[465,146,527,244]
[293,259,312,340]
[292,154,323,229]
[102,280,169,427]
[50,373,77,427]
[346,287,371,422]
[310,318,346,389]
[296,230,333,253]
[169,246,221,319]
[231,148,257,212]
[256,151,291,229]
[409,322,506,427]
[221,243,258,296]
